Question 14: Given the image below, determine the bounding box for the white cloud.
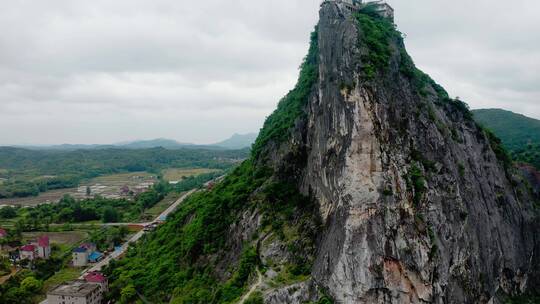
[0,0,538,145]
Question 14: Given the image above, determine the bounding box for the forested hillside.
[473,109,540,169]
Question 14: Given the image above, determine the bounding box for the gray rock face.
[259,2,539,303]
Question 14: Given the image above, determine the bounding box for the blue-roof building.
[88,251,104,263]
[73,247,89,267]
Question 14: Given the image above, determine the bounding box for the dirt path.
[238,268,263,304]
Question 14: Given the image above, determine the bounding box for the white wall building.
[47,280,103,304]
[72,247,89,267]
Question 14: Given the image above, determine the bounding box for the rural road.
[81,189,196,275]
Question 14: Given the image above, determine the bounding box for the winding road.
[81,189,196,275]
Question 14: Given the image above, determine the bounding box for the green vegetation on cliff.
[251,28,319,157]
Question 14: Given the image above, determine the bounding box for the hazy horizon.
[1,0,539,145]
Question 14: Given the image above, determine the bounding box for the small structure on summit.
[324,0,394,20]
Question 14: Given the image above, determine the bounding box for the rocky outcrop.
[255,2,539,303]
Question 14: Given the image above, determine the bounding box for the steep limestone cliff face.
[257,2,539,303]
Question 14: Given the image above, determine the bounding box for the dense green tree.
[20,277,42,294]
[102,207,120,223]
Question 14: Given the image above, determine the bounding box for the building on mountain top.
[324,0,394,20]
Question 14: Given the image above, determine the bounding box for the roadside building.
[36,235,51,259]
[20,245,36,261]
[84,272,108,293]
[88,251,104,263]
[80,243,97,252]
[0,228,7,238]
[0,228,8,251]
[73,247,89,267]
[46,280,103,304]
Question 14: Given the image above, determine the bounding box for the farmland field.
[22,231,89,246]
[141,192,181,221]
[77,171,157,199]
[0,188,79,207]
[0,172,157,207]
[162,168,221,182]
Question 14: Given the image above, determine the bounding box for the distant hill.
[473,109,540,169]
[119,138,198,149]
[13,133,259,151]
[211,133,257,149]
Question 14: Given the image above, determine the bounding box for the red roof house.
[20,244,36,261]
[38,235,49,247]
[36,235,51,259]
[84,272,107,283]
[21,244,35,252]
[84,271,108,292]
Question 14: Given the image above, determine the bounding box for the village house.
[73,247,89,267]
[20,244,36,261]
[36,235,51,259]
[72,243,103,267]
[84,271,108,293]
[19,235,51,261]
[47,272,108,304]
[0,228,7,239]
[46,280,103,304]
[0,228,8,251]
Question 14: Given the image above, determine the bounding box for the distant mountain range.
[10,133,258,151]
[211,133,258,149]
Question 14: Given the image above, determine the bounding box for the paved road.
[81,189,197,276]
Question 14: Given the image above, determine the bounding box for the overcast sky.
[0,0,538,145]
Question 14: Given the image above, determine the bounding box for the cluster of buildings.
[17,235,51,261]
[326,0,394,20]
[47,271,108,304]
[72,243,104,267]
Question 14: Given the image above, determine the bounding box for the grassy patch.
[355,9,398,78]
[41,267,82,295]
[162,168,221,182]
[141,192,181,219]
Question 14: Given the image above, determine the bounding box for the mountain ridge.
[8,133,257,151]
